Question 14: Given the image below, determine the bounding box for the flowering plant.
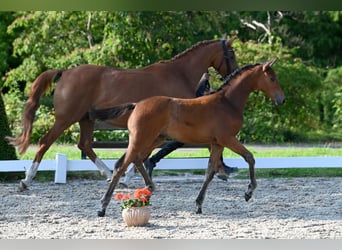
[114,188,152,210]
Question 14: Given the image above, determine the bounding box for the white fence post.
[55,153,67,184]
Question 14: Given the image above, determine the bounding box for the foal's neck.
[223,70,258,113]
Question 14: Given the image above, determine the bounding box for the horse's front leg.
[97,154,127,217]
[195,144,223,214]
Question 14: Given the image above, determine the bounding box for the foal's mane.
[215,63,261,92]
[160,39,218,63]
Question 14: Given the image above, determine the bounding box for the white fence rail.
[0,154,341,184]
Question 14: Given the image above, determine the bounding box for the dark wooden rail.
[81,121,206,159]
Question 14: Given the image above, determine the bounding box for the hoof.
[244,192,252,201]
[196,207,202,214]
[18,180,28,192]
[217,174,228,181]
[223,165,238,174]
[118,182,128,189]
[146,183,156,192]
[97,210,106,217]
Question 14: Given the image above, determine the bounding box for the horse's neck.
[223,73,256,113]
[170,42,220,84]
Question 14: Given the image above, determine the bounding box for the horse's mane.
[160,39,218,63]
[214,63,261,92]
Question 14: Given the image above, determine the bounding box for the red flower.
[114,193,124,201]
[134,188,152,201]
[114,188,152,209]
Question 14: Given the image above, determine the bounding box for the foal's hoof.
[244,192,252,201]
[118,182,129,189]
[217,174,228,181]
[196,207,202,214]
[18,180,28,192]
[147,183,156,192]
[97,209,106,217]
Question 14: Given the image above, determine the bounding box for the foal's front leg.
[97,154,127,217]
[224,137,257,201]
[134,159,155,192]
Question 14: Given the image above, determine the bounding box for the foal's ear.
[226,36,237,47]
[262,58,278,72]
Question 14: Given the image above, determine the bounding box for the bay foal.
[91,59,285,216]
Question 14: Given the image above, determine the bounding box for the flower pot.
[121,207,151,227]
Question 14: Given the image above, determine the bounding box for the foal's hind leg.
[134,159,155,191]
[78,118,112,180]
[196,144,224,214]
[19,121,72,191]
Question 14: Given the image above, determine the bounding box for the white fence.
[0,154,341,184]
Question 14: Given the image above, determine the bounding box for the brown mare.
[90,59,285,216]
[6,35,238,191]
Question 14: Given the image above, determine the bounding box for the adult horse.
[90,59,285,216]
[7,35,238,191]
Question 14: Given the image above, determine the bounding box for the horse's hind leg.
[19,121,72,191]
[77,118,112,180]
[195,144,224,214]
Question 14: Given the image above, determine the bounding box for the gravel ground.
[0,175,341,239]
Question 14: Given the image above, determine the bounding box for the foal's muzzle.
[274,94,285,106]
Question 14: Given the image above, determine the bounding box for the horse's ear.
[263,58,278,71]
[226,36,237,47]
[222,33,227,40]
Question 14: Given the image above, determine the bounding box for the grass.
[2,143,341,182]
[18,143,342,160]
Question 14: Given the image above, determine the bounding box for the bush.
[0,93,17,160]
[233,39,322,143]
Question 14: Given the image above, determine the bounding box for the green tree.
[322,66,342,130]
[0,93,17,160]
[2,11,341,143]
[0,12,16,88]
[233,39,322,142]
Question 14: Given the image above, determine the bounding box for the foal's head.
[255,59,285,105]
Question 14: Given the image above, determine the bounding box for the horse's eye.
[270,76,276,82]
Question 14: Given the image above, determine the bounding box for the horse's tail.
[6,69,64,155]
[89,103,136,121]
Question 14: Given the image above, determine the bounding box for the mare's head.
[212,34,238,79]
[255,58,285,105]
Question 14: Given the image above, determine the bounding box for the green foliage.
[323,66,342,129]
[0,93,17,160]
[0,12,16,88]
[233,40,322,143]
[1,11,341,144]
[276,11,342,68]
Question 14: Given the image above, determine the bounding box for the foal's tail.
[6,69,64,155]
[89,103,136,121]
